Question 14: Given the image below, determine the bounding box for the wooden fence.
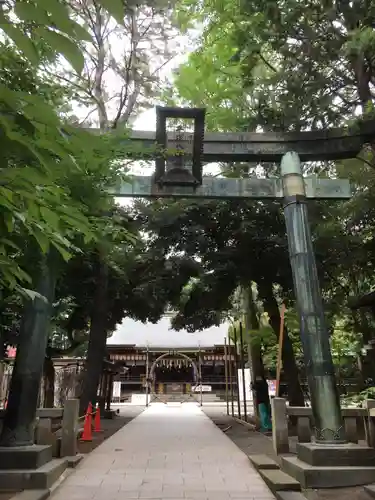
[0,361,84,409]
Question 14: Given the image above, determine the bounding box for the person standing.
[252,375,272,432]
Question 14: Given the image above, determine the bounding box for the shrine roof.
[107,316,229,349]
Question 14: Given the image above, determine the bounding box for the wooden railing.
[271,397,375,455]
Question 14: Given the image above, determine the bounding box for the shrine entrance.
[109,105,375,442]
[147,351,202,405]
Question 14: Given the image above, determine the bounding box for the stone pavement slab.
[51,403,275,500]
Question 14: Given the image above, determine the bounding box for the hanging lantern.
[154,106,205,187]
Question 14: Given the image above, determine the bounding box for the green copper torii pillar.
[281,152,345,444]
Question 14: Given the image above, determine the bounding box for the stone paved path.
[51,403,275,500]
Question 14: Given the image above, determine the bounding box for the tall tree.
[53,0,179,127]
[133,197,306,405]
[0,14,133,443]
[53,0,181,414]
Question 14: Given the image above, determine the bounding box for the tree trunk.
[79,253,109,416]
[241,285,266,412]
[0,361,4,405]
[0,250,59,446]
[259,283,305,407]
[43,356,55,408]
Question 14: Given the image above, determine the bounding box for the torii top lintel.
[122,119,375,162]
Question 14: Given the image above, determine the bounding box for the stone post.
[35,418,52,445]
[297,417,312,443]
[365,400,375,448]
[60,398,79,457]
[271,397,290,455]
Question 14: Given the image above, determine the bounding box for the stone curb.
[364,484,375,498]
[259,468,301,492]
[248,454,309,500]
[11,491,50,500]
[66,454,84,468]
[248,454,280,470]
[232,416,257,430]
[276,492,310,500]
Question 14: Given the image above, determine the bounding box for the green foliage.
[134,196,293,332]
[46,204,203,355]
[0,8,139,364]
[0,0,137,291]
[341,387,375,408]
[1,0,126,72]
[2,0,87,71]
[172,0,375,136]
[255,309,302,373]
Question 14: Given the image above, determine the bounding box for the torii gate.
[106,106,375,446]
[106,114,375,201]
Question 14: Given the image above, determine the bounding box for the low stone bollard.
[297,416,311,443]
[344,415,359,443]
[60,398,79,457]
[271,397,289,455]
[35,417,59,457]
[35,417,52,444]
[365,399,375,448]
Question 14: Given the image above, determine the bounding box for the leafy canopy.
[0,0,131,291]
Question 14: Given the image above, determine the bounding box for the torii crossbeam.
[111,176,351,199]
[103,115,375,200]
[124,120,375,163]
[121,120,375,162]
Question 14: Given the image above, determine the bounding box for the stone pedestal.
[0,445,52,469]
[102,409,116,419]
[296,442,375,466]
[282,442,375,488]
[0,444,67,490]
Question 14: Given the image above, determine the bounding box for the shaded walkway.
[52,403,275,500]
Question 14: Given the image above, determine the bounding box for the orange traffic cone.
[94,404,103,432]
[80,404,93,442]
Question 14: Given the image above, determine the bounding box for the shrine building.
[106,314,233,401]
